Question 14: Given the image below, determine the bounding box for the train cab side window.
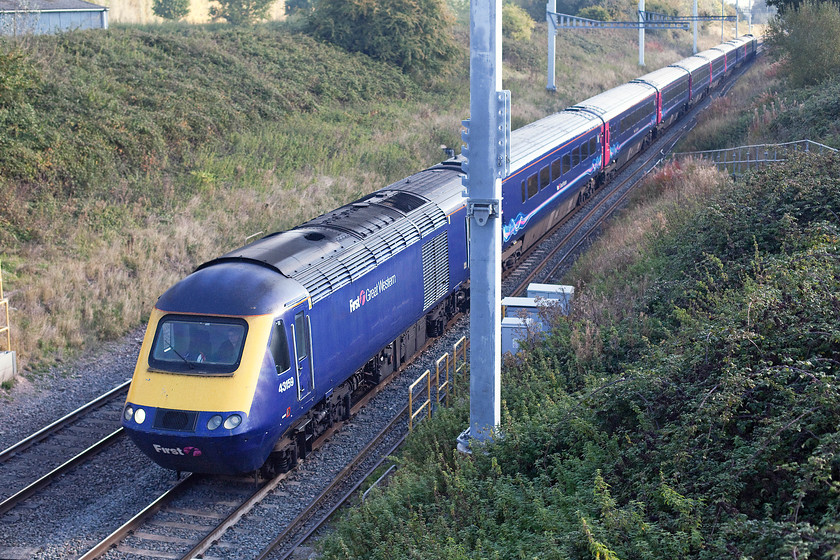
[551,159,562,182]
[270,320,291,374]
[527,174,538,199]
[294,311,310,362]
[539,166,550,190]
[562,153,571,174]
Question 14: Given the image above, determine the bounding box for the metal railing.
[408,336,468,431]
[672,140,837,177]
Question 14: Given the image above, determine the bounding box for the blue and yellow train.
[122,35,757,475]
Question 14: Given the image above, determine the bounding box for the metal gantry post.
[461,0,507,449]
[639,0,645,66]
[693,0,698,53]
[547,0,557,91]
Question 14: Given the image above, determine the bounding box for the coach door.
[291,310,314,402]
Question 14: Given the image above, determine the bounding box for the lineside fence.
[672,140,838,177]
[408,336,468,431]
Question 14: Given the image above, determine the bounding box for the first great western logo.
[349,274,397,313]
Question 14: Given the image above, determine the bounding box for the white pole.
[735,0,739,36]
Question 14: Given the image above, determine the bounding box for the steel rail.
[234,57,762,560]
[78,473,199,560]
[0,379,130,463]
[0,427,126,516]
[257,403,411,560]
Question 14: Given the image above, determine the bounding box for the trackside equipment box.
[526,283,573,315]
[501,317,534,355]
[0,351,16,384]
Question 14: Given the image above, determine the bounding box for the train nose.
[122,404,273,475]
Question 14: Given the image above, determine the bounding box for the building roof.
[0,0,106,12]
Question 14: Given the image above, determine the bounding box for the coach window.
[521,181,527,203]
[562,153,571,174]
[588,137,597,158]
[539,166,550,190]
[572,146,580,168]
[527,174,539,199]
[551,159,562,182]
[270,320,291,374]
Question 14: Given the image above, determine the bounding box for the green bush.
[765,0,840,87]
[152,0,190,20]
[208,0,275,24]
[503,2,535,40]
[308,0,459,75]
[320,154,840,558]
[577,5,609,19]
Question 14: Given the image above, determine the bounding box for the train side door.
[603,124,611,167]
[291,310,314,403]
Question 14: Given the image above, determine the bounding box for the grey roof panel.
[509,110,601,169]
[634,65,688,90]
[0,0,105,10]
[671,55,711,73]
[695,47,726,63]
[571,82,656,121]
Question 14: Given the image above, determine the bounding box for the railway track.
[0,54,758,560]
[252,61,762,559]
[76,326,445,560]
[0,381,130,517]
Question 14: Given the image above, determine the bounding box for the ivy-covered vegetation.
[323,152,840,559]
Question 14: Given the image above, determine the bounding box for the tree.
[285,0,312,15]
[766,0,838,14]
[765,0,840,86]
[153,0,190,20]
[503,2,535,40]
[308,0,459,75]
[577,5,610,20]
[208,0,274,24]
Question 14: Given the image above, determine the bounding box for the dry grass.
[0,23,740,377]
[562,160,731,362]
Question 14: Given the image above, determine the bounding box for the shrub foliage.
[307,0,459,75]
[208,0,274,24]
[765,0,840,87]
[322,153,840,558]
[152,0,191,20]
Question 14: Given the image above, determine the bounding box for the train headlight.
[134,408,146,424]
[124,406,134,422]
[207,415,223,431]
[224,414,242,430]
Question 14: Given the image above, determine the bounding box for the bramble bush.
[321,154,840,559]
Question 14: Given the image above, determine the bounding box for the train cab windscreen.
[149,316,248,375]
